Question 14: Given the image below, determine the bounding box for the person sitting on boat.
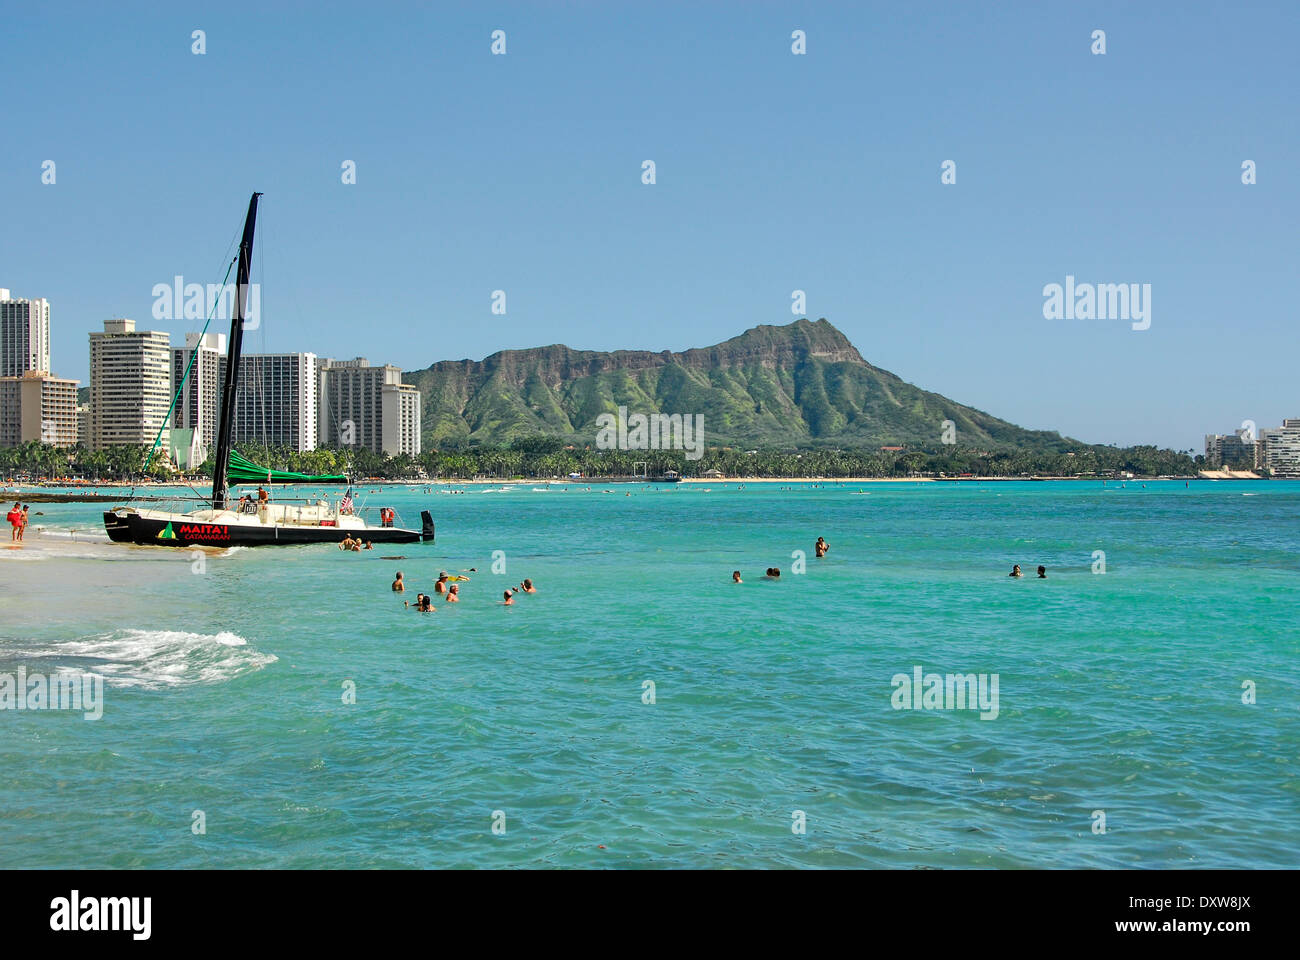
[257,485,269,504]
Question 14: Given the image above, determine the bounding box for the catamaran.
[103,193,434,547]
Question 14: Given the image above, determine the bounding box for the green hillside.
[403,318,1075,451]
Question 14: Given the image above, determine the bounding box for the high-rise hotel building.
[88,318,172,450]
[171,332,227,450]
[0,288,52,377]
[318,358,420,457]
[232,353,319,452]
[1260,420,1300,478]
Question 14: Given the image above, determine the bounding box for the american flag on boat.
[340,487,353,514]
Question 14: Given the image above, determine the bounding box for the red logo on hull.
[178,524,230,541]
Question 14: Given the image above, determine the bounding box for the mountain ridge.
[402,318,1073,451]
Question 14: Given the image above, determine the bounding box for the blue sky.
[2,0,1296,451]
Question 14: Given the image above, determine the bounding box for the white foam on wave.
[2,629,277,690]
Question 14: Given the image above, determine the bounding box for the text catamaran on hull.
[104,193,435,547]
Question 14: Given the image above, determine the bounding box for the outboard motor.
[420,510,435,542]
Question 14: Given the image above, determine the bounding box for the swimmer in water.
[446,583,460,603]
[1037,566,1047,579]
[392,571,405,592]
[732,570,742,583]
[1009,565,1023,578]
[815,537,828,558]
[518,578,536,593]
[434,572,449,594]
[765,567,781,579]
[501,590,514,605]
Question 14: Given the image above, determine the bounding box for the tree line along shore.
[1,437,1209,484]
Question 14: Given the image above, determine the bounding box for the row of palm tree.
[2,439,1202,483]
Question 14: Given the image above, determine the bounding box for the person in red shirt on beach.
[6,503,20,542]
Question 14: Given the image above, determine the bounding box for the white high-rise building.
[1260,420,1300,478]
[0,288,52,377]
[382,381,422,458]
[232,353,319,452]
[172,332,227,451]
[318,358,420,457]
[88,318,172,451]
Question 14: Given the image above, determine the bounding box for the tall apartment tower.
[1260,420,1300,478]
[88,318,172,451]
[318,358,420,457]
[171,332,228,449]
[0,288,52,377]
[232,352,319,452]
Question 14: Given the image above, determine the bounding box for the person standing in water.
[732,571,743,583]
[434,572,449,595]
[1009,565,1023,578]
[1037,566,1047,579]
[392,571,405,592]
[446,584,460,603]
[815,537,828,558]
[501,590,515,606]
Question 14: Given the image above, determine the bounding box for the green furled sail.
[227,449,348,485]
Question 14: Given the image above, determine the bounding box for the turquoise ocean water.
[1,480,1297,868]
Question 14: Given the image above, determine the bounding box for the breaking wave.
[0,629,276,690]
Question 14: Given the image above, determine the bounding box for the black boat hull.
[103,510,435,547]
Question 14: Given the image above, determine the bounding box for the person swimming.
[446,583,460,603]
[732,570,742,583]
[518,578,536,593]
[765,567,781,579]
[502,590,514,605]
[1037,565,1047,579]
[392,571,405,592]
[1009,565,1023,578]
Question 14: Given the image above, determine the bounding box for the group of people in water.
[7,502,29,542]
[393,568,538,611]
[1009,565,1048,579]
[339,536,374,552]
[732,537,829,582]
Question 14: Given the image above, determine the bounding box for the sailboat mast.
[211,192,262,510]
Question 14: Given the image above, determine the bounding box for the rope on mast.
[143,256,237,473]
